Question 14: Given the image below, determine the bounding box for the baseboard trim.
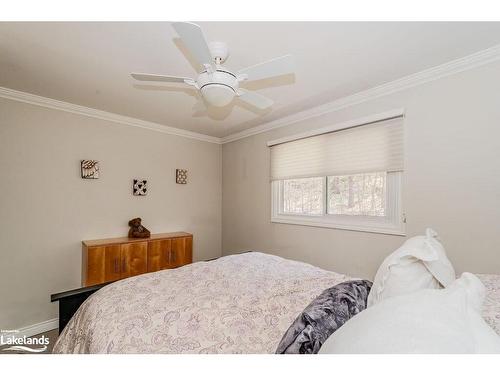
[2,318,58,340]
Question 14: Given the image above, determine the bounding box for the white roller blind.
[270,117,404,180]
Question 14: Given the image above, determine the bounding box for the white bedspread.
[53,252,352,353]
[53,252,500,353]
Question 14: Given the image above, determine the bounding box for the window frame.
[271,171,405,236]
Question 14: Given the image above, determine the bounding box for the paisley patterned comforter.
[477,274,500,336]
[53,252,353,353]
[53,253,500,353]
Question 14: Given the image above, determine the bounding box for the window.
[327,172,386,216]
[270,114,405,235]
[282,177,324,215]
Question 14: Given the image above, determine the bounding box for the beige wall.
[222,61,500,279]
[0,98,222,329]
[2,59,500,331]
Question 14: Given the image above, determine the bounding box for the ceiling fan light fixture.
[201,84,235,107]
[131,22,294,112]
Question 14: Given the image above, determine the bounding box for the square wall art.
[176,169,188,184]
[81,160,100,179]
[133,179,148,196]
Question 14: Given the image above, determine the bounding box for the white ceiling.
[1,22,500,138]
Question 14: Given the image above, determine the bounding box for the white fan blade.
[237,55,294,82]
[172,22,215,71]
[131,73,192,84]
[238,89,273,110]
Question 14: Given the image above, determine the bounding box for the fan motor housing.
[198,70,238,107]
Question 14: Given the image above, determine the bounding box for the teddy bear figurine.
[128,217,151,238]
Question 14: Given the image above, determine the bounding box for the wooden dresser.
[82,232,193,286]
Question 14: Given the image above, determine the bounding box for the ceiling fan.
[131,22,294,111]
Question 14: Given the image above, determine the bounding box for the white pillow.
[367,228,455,306]
[319,273,500,354]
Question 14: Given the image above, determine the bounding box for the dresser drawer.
[82,232,193,286]
[120,242,148,278]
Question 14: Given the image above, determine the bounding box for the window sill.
[271,216,406,236]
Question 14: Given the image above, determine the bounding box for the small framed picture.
[133,179,148,196]
[81,160,100,179]
[176,169,188,184]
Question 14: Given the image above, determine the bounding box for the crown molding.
[0,86,222,144]
[221,43,500,144]
[2,43,500,146]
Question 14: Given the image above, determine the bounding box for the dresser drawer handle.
[114,259,119,273]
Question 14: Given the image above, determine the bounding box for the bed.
[53,252,500,354]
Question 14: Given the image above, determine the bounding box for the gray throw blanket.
[276,279,372,354]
